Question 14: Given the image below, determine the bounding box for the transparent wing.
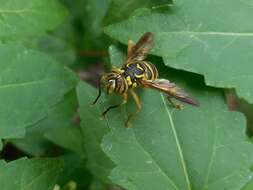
[140,79,199,106]
[126,32,154,64]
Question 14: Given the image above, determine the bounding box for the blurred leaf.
[54,0,88,48]
[36,35,76,66]
[225,90,253,135]
[19,27,76,66]
[0,157,63,190]
[45,125,84,156]
[108,45,125,68]
[42,91,84,156]
[0,0,67,39]
[105,0,253,104]
[11,133,52,156]
[78,0,111,51]
[243,182,253,190]
[89,178,107,190]
[76,46,253,190]
[0,44,78,142]
[79,0,171,59]
[85,0,111,37]
[237,100,253,136]
[57,154,92,190]
[242,165,253,190]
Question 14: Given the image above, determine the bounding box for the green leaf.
[105,0,253,103]
[103,0,171,25]
[76,82,115,182]
[242,141,253,190]
[45,125,84,156]
[101,87,253,190]
[0,157,63,190]
[89,178,107,190]
[77,0,111,53]
[36,35,76,66]
[57,154,92,190]
[81,80,253,190]
[77,47,253,190]
[108,45,125,68]
[11,91,80,156]
[11,133,52,156]
[0,0,67,39]
[85,0,111,36]
[243,176,253,190]
[39,90,84,156]
[0,43,78,142]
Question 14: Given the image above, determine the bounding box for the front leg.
[102,93,128,116]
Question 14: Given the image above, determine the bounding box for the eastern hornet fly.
[92,32,199,127]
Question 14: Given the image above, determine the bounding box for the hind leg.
[124,89,142,128]
[167,96,183,109]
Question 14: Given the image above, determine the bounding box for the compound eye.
[108,79,115,85]
[106,79,116,94]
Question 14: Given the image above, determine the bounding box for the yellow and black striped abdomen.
[138,61,158,81]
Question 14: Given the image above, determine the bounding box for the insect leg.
[167,96,183,109]
[102,93,128,116]
[91,81,101,105]
[102,104,120,116]
[125,89,142,128]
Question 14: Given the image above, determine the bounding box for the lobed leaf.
[78,78,253,190]
[105,0,253,103]
[76,46,253,190]
[77,83,115,182]
[0,0,67,39]
[0,157,63,190]
[11,91,81,156]
[103,0,171,25]
[36,35,76,66]
[0,43,78,142]
[57,154,92,190]
[45,125,84,156]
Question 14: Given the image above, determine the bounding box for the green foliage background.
[0,0,253,190]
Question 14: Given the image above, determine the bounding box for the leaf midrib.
[157,31,253,37]
[161,94,192,190]
[0,9,38,14]
[131,131,180,190]
[0,78,56,89]
[112,94,192,190]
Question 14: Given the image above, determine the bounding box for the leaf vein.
[161,94,192,190]
[0,79,54,89]
[131,131,180,190]
[160,31,253,36]
[202,116,218,190]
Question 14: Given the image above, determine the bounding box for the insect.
[92,32,199,127]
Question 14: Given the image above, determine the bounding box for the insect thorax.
[123,61,158,88]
